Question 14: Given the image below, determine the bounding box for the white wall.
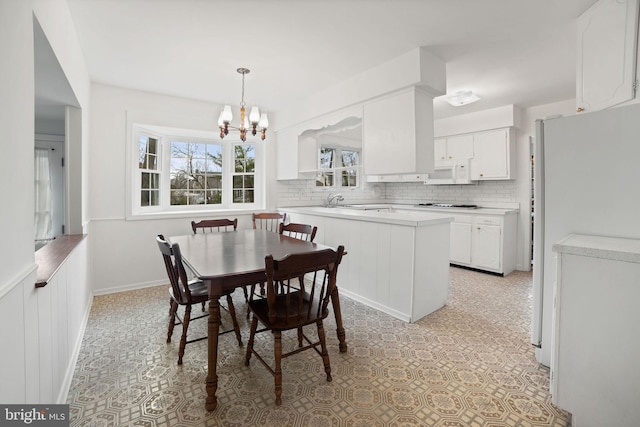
[0,0,92,404]
[88,84,274,294]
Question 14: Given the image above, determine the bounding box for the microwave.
[424,160,474,185]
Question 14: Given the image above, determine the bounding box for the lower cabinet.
[450,219,472,265]
[449,213,517,275]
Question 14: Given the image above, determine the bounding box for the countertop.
[552,234,640,264]
[284,206,454,227]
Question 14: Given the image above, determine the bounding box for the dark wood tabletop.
[169,229,328,287]
[168,229,347,411]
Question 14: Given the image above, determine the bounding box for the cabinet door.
[450,221,472,265]
[576,0,639,112]
[446,134,474,161]
[472,224,501,271]
[471,129,509,180]
[434,138,447,167]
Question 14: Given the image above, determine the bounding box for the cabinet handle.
[480,173,484,177]
[576,107,584,113]
[448,156,452,159]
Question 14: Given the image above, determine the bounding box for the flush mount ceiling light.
[217,68,269,141]
[444,90,480,106]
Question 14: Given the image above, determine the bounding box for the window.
[138,134,160,206]
[316,146,360,188]
[169,141,222,206]
[130,124,262,217]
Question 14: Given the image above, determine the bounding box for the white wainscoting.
[0,238,92,404]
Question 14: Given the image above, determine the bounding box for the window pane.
[244,189,254,203]
[233,189,244,203]
[149,190,159,205]
[141,190,149,206]
[316,172,334,187]
[207,145,223,172]
[245,175,254,188]
[206,175,222,190]
[342,150,359,167]
[233,175,244,189]
[319,148,334,169]
[207,189,222,204]
[170,189,187,205]
[342,170,357,187]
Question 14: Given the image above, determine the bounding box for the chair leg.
[297,326,303,347]
[242,285,249,302]
[201,301,206,312]
[316,320,332,382]
[178,305,191,365]
[167,300,178,343]
[245,315,259,366]
[226,294,243,346]
[273,330,283,405]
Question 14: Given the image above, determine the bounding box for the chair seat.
[248,291,328,330]
[170,279,234,305]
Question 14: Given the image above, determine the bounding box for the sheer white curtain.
[34,148,53,242]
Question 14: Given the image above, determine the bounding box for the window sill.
[35,234,86,288]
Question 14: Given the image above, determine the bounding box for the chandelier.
[217,68,269,141]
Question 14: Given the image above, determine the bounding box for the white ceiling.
[61,0,598,121]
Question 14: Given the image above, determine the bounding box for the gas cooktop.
[416,203,479,209]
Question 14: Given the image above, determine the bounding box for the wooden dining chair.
[278,222,317,242]
[252,212,286,232]
[156,234,242,365]
[191,218,238,233]
[245,245,345,405]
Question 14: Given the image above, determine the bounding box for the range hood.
[424,160,474,185]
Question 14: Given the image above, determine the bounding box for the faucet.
[324,193,344,207]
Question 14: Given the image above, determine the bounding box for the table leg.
[205,295,221,411]
[330,287,347,353]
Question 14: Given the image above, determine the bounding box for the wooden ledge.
[35,234,86,288]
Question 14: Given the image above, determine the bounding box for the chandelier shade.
[217,68,268,141]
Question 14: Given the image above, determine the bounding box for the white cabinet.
[472,218,502,271]
[434,134,474,168]
[446,212,518,275]
[576,0,639,113]
[551,234,640,427]
[450,218,472,265]
[363,87,435,176]
[470,128,515,180]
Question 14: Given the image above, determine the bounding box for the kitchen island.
[283,206,453,322]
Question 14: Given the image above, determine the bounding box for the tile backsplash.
[276,179,518,206]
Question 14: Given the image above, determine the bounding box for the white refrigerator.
[532,102,640,366]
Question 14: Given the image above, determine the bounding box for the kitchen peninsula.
[284,206,453,322]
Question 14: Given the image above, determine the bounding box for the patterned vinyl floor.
[67,267,571,426]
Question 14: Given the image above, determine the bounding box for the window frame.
[127,123,264,219]
[315,145,361,190]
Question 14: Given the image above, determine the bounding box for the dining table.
[168,229,348,411]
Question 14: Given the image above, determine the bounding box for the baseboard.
[338,288,411,323]
[93,279,166,296]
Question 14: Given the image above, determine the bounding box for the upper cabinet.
[434,134,474,168]
[576,0,640,112]
[363,87,436,175]
[470,128,515,180]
